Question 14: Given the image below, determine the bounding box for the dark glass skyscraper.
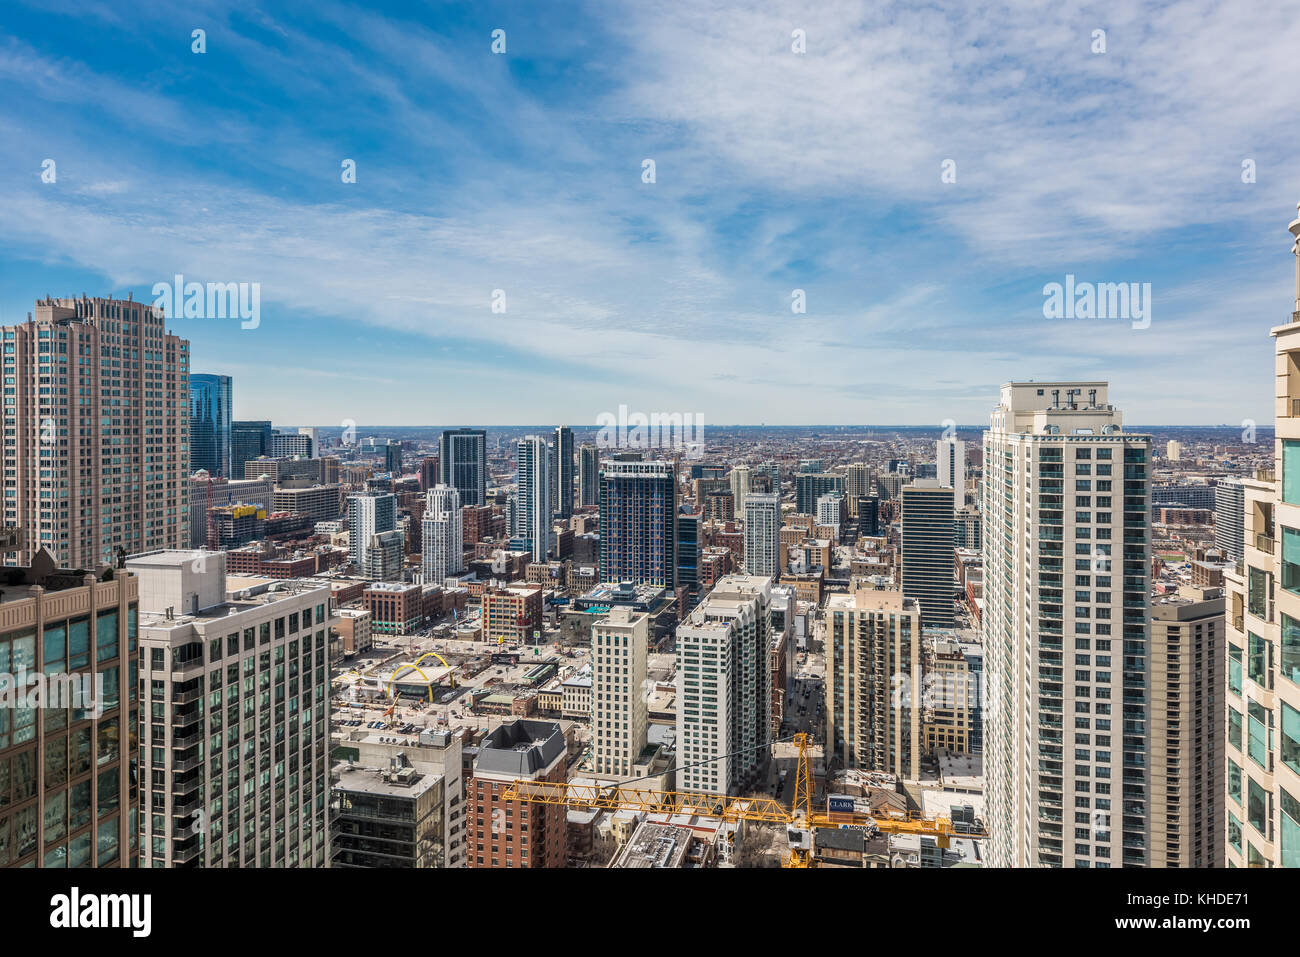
[795,472,844,514]
[598,460,677,588]
[900,480,955,629]
[553,426,574,519]
[438,428,487,507]
[578,444,599,507]
[231,420,272,480]
[676,508,701,600]
[189,373,232,477]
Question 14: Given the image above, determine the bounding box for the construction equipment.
[502,732,981,867]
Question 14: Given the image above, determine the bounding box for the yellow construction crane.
[502,732,982,867]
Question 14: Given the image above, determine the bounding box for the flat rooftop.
[332,763,443,799]
[138,580,331,629]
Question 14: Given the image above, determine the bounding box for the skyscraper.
[676,576,773,795]
[420,484,464,585]
[2,296,190,569]
[0,550,139,867]
[845,462,872,517]
[231,420,272,479]
[743,492,780,580]
[1214,478,1246,562]
[439,428,487,507]
[983,381,1151,868]
[795,472,844,514]
[269,429,313,458]
[900,480,956,630]
[384,441,402,476]
[516,436,552,563]
[189,373,232,478]
[129,550,334,867]
[591,607,649,778]
[418,455,439,492]
[554,426,574,519]
[676,509,701,600]
[729,465,751,520]
[349,491,399,576]
[599,460,677,588]
[1218,205,1300,869]
[936,436,966,504]
[1149,585,1225,867]
[578,444,599,507]
[825,580,921,779]
[816,492,844,541]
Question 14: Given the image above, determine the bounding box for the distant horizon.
[281,423,1274,433]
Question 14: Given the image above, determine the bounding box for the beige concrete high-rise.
[1219,201,1300,868]
[845,462,872,518]
[1149,585,1225,868]
[825,579,921,780]
[2,296,190,569]
[729,464,751,520]
[983,382,1152,869]
[590,606,649,778]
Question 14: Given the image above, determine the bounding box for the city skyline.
[2,2,1299,426]
[3,0,1300,902]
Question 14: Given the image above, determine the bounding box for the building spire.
[1290,201,1300,313]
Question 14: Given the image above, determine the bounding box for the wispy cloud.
[0,0,1295,426]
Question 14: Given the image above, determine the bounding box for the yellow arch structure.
[386,664,435,703]
[386,651,457,703]
[411,651,456,689]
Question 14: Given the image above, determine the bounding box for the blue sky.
[1,0,1299,427]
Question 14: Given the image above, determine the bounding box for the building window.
[1285,441,1300,505]
[1247,776,1269,836]
[1229,644,1243,696]
[1248,632,1271,689]
[1248,568,1268,620]
[1284,528,1300,595]
[1282,787,1300,869]
[1248,701,1270,769]
[1283,700,1300,777]
[1282,614,1300,688]
[1228,758,1242,805]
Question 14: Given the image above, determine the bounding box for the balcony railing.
[1256,533,1275,554]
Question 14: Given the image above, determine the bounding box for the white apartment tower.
[516,435,553,563]
[3,296,190,568]
[348,491,398,570]
[743,492,781,580]
[983,381,1152,868]
[420,484,464,584]
[729,464,751,520]
[590,607,649,778]
[676,575,773,796]
[816,492,843,540]
[937,436,966,505]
